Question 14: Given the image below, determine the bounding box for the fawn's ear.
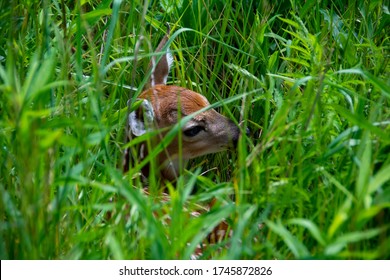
[150,45,173,87]
[148,24,173,88]
[129,99,155,136]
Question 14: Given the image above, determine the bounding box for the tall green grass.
[0,0,389,259]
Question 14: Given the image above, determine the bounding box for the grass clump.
[0,0,389,259]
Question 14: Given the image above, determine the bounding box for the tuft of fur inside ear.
[129,99,155,136]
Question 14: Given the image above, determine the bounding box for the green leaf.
[325,226,388,256]
[368,164,390,195]
[328,198,352,239]
[281,57,311,68]
[278,17,300,29]
[266,220,310,258]
[287,218,327,246]
[318,168,356,202]
[334,105,390,142]
[105,231,124,259]
[356,132,372,203]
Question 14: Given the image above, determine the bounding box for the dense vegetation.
[1,0,389,259]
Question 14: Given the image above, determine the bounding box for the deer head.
[128,27,241,182]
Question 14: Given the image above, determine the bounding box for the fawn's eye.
[183,125,204,137]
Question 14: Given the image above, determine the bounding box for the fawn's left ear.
[129,99,155,136]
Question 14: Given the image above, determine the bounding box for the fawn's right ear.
[129,99,155,136]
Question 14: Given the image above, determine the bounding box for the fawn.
[126,27,242,182]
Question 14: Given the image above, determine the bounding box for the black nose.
[231,126,250,148]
